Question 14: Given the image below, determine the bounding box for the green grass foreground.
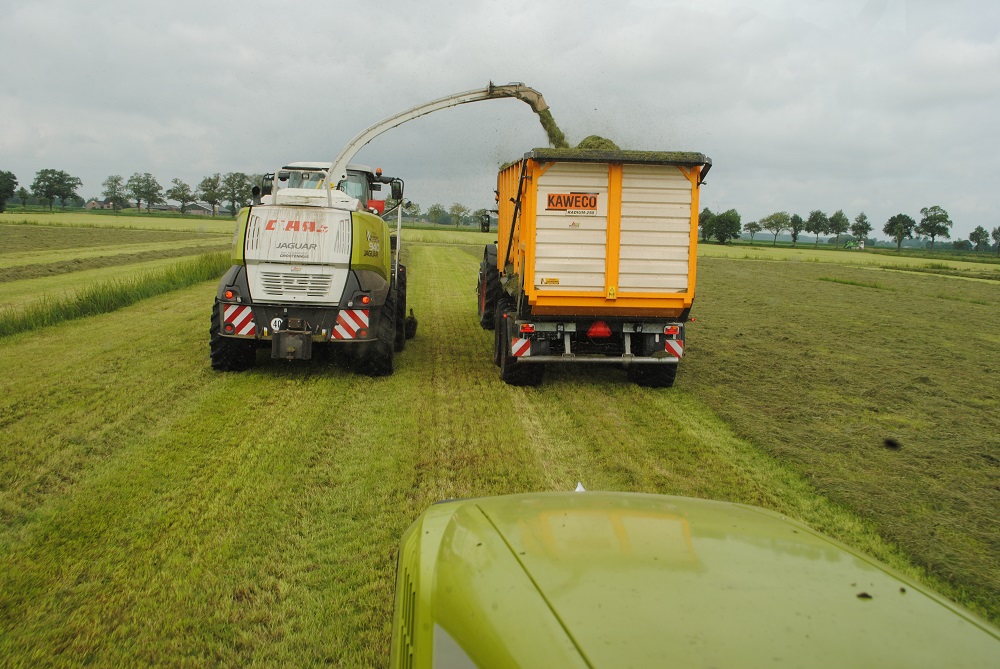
[0,253,231,337]
[0,242,996,666]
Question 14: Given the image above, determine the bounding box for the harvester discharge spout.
[486,81,549,113]
[326,82,550,205]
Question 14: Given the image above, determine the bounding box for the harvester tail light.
[224,323,235,334]
[587,321,612,338]
[360,295,372,305]
[664,326,680,336]
[520,323,535,333]
[223,288,239,301]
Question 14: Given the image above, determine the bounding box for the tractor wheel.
[627,363,678,388]
[478,260,502,330]
[498,306,544,387]
[210,302,256,371]
[394,270,407,352]
[362,291,396,377]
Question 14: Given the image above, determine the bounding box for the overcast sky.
[2,0,997,239]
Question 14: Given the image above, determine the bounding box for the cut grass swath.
[817,276,892,290]
[0,245,230,282]
[0,252,231,337]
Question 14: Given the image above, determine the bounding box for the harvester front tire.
[627,363,678,388]
[363,292,396,377]
[210,302,256,371]
[498,307,544,387]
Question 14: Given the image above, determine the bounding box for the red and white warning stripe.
[332,309,370,340]
[224,304,256,336]
[664,339,684,358]
[511,337,532,357]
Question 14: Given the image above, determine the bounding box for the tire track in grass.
[399,243,550,508]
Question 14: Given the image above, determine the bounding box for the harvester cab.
[260,162,402,216]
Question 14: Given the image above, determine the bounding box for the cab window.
[287,170,325,189]
[340,173,370,201]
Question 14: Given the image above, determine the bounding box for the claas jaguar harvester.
[211,161,409,375]
[211,83,551,376]
[478,147,712,386]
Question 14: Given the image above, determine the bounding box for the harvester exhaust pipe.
[326,82,551,206]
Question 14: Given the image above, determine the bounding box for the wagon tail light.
[664,326,680,336]
[520,323,535,334]
[587,321,612,338]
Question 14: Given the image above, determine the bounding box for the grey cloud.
[1,0,997,237]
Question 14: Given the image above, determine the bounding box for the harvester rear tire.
[210,302,256,371]
[363,291,396,377]
[478,260,502,330]
[394,271,407,352]
[498,306,544,387]
[627,363,678,388]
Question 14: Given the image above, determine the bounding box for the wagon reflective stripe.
[332,309,370,339]
[665,339,684,358]
[224,304,256,336]
[511,338,532,357]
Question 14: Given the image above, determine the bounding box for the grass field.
[684,256,999,619]
[0,211,238,234]
[0,211,495,241]
[0,223,230,312]
[0,223,997,665]
[0,224,227,269]
[698,241,1000,275]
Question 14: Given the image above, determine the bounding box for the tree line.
[0,168,492,226]
[701,205,1000,254]
[4,168,997,252]
[419,203,494,228]
[99,172,259,217]
[0,169,83,212]
[0,168,259,217]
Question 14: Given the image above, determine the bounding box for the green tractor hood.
[391,492,999,668]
